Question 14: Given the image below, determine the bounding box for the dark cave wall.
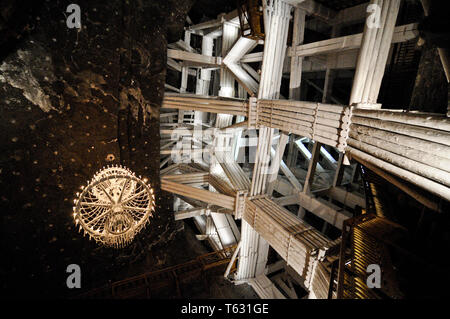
[0,0,193,298]
[409,42,448,113]
[409,0,449,113]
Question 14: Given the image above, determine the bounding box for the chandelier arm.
[121,189,147,204]
[117,178,130,204]
[97,182,116,204]
[79,201,112,207]
[85,207,112,227]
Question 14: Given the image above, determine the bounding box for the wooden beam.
[327,186,365,209]
[267,133,289,196]
[350,0,401,105]
[241,63,260,82]
[187,9,239,32]
[279,159,303,192]
[174,208,207,220]
[164,83,180,93]
[298,140,322,218]
[224,240,242,278]
[273,194,300,206]
[161,179,236,210]
[162,172,209,184]
[272,274,299,299]
[297,192,352,229]
[237,0,291,282]
[167,49,222,66]
[241,52,264,63]
[289,7,306,100]
[303,141,322,195]
[247,274,286,299]
[346,146,450,201]
[290,23,418,58]
[244,196,332,282]
[296,0,337,22]
[351,153,441,212]
[163,95,248,116]
[222,37,259,95]
[332,152,345,187]
[295,139,324,172]
[175,39,197,53]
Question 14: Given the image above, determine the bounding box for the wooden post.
[219,22,239,97]
[195,35,214,125]
[298,141,322,218]
[267,133,289,195]
[304,141,322,194]
[289,8,306,100]
[350,0,401,106]
[322,26,340,104]
[178,30,191,123]
[332,152,345,187]
[287,134,299,169]
[237,0,292,281]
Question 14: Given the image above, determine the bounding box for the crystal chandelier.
[73,165,155,248]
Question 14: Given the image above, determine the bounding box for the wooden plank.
[346,146,450,201]
[174,208,207,220]
[303,141,322,194]
[295,0,337,22]
[167,49,222,66]
[273,194,300,206]
[327,186,365,209]
[267,134,290,195]
[290,23,418,58]
[161,179,235,210]
[289,7,306,100]
[297,192,352,230]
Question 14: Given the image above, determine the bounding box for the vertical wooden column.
[345,0,400,178]
[236,0,292,281]
[195,35,214,124]
[332,152,345,187]
[196,36,213,96]
[287,134,299,170]
[322,69,335,104]
[266,133,289,196]
[216,21,239,150]
[289,7,306,100]
[322,26,340,104]
[206,21,241,253]
[298,141,322,218]
[351,163,361,183]
[219,22,239,98]
[349,0,401,107]
[180,30,191,94]
[252,0,291,196]
[179,30,191,123]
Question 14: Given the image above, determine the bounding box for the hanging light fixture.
[73,165,155,248]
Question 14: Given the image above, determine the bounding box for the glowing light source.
[73,165,155,248]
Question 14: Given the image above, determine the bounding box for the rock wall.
[0,0,193,298]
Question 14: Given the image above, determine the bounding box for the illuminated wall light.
[72,165,155,248]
